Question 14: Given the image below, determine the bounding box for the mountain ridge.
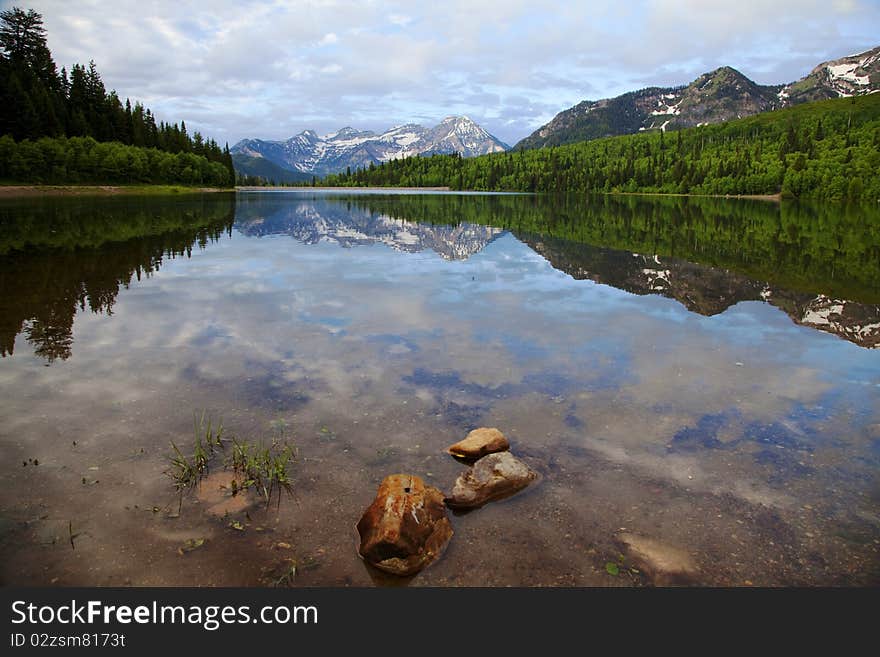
[517,46,880,149]
[232,116,508,179]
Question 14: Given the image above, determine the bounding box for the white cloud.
[8,0,879,145]
[387,13,412,27]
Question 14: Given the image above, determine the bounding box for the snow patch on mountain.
[827,62,870,85]
[779,46,880,103]
[651,97,683,116]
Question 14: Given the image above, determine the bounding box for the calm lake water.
[1,190,878,586]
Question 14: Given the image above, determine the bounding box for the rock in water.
[356,474,453,576]
[445,452,537,509]
[614,533,699,585]
[447,427,510,459]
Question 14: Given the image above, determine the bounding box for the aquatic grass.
[166,413,297,510]
[194,410,226,453]
[167,442,200,493]
[166,412,227,493]
[228,437,297,507]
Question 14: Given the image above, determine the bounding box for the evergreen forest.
[0,6,234,186]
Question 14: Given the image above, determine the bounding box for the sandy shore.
[236,185,452,192]
[0,185,230,197]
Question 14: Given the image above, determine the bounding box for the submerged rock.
[614,532,699,585]
[447,427,510,459]
[445,452,537,509]
[356,474,453,576]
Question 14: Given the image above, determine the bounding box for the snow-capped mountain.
[232,116,508,178]
[517,46,880,149]
[419,116,509,157]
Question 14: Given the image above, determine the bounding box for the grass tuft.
[167,412,226,492]
[166,412,296,509]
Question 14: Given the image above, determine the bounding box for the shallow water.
[0,191,878,586]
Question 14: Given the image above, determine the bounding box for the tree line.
[0,6,234,186]
[0,134,233,186]
[323,93,880,201]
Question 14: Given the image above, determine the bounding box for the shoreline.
[238,185,783,201]
[236,185,452,192]
[0,184,783,202]
[605,191,783,202]
[0,184,231,197]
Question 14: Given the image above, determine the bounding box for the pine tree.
[0,6,58,87]
[0,6,63,137]
[222,143,235,186]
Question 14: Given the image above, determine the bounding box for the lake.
[0,190,878,586]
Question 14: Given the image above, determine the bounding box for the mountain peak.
[690,66,754,90]
[325,126,376,141]
[440,115,477,125]
[709,65,745,76]
[232,117,508,177]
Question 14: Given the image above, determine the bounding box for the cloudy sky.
[9,0,880,145]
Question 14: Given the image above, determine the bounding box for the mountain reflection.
[522,235,880,348]
[0,195,235,362]
[234,193,505,260]
[345,193,880,302]
[315,193,880,348]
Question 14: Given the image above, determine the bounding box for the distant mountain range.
[232,116,508,180]
[516,46,880,149]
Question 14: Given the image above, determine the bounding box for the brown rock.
[447,427,510,459]
[356,474,453,576]
[614,533,699,585]
[445,452,537,509]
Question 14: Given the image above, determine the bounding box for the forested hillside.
[0,7,234,186]
[323,93,880,201]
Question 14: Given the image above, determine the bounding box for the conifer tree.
[0,6,57,86]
